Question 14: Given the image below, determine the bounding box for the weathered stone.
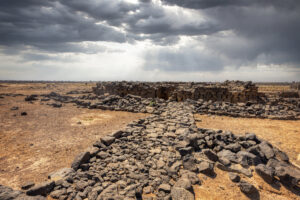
[274,166,300,187]
[26,181,55,196]
[75,181,89,191]
[236,151,261,167]
[216,163,252,177]
[25,95,38,101]
[174,178,192,191]
[171,187,194,200]
[183,157,198,172]
[158,184,171,193]
[0,185,22,200]
[225,143,241,153]
[50,189,67,199]
[228,172,240,183]
[273,147,289,163]
[48,168,74,181]
[21,182,35,190]
[217,150,238,163]
[101,136,115,146]
[255,164,274,183]
[178,147,193,156]
[97,151,109,159]
[181,171,201,185]
[238,180,256,194]
[198,161,214,176]
[203,149,218,162]
[245,133,257,141]
[71,152,90,170]
[259,142,275,160]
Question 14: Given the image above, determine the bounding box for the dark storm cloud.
[0,0,126,52]
[141,0,300,71]
[60,0,139,25]
[0,0,300,72]
[162,0,300,9]
[201,3,300,66]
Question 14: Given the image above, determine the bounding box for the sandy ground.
[194,167,299,200]
[194,114,300,200]
[0,83,148,189]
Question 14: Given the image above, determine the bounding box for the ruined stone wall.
[92,81,262,103]
[291,82,300,90]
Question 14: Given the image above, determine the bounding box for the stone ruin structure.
[291,82,300,90]
[93,81,263,103]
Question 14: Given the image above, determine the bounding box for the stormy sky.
[0,0,299,81]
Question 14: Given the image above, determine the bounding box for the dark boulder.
[21,182,35,190]
[203,149,218,162]
[100,136,115,146]
[25,95,38,101]
[171,187,194,200]
[238,180,256,194]
[259,142,275,160]
[71,151,90,170]
[228,172,240,183]
[255,164,274,183]
[26,181,55,196]
[198,161,214,176]
[237,151,261,167]
[0,185,22,200]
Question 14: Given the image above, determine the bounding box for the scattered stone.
[25,95,38,101]
[21,112,27,116]
[217,150,238,163]
[203,149,218,162]
[21,182,35,190]
[238,180,256,194]
[26,181,55,196]
[174,178,192,191]
[10,106,19,111]
[171,187,194,200]
[100,136,115,146]
[158,184,171,193]
[216,163,252,177]
[255,164,274,183]
[236,151,261,167]
[259,142,275,159]
[228,173,240,183]
[198,161,214,176]
[48,168,74,181]
[50,103,62,108]
[71,152,90,170]
[49,189,66,199]
[0,185,22,200]
[225,143,241,153]
[178,147,193,156]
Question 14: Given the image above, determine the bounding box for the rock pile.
[36,91,300,120]
[191,99,300,120]
[3,102,299,200]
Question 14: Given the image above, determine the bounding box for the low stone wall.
[92,81,262,103]
[291,82,300,90]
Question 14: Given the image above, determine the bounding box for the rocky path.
[1,102,300,200]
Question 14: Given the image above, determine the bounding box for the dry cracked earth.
[0,82,299,200]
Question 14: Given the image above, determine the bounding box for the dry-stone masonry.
[92,81,262,103]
